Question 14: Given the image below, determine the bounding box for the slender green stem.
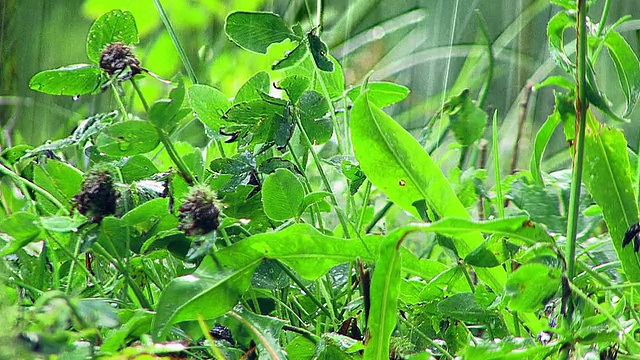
[130,79,196,185]
[475,10,494,108]
[356,181,372,232]
[93,243,152,309]
[492,111,504,219]
[565,0,588,282]
[111,83,130,122]
[275,261,332,319]
[365,201,393,233]
[294,113,352,238]
[152,0,197,84]
[316,0,323,29]
[0,164,69,214]
[65,233,83,294]
[399,317,454,359]
[596,0,612,38]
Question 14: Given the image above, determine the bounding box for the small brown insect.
[398,180,406,186]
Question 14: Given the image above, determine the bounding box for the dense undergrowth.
[2,0,640,359]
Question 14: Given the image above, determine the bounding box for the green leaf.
[582,115,640,283]
[298,90,333,144]
[363,230,402,360]
[442,89,487,146]
[234,71,271,104]
[228,307,287,360]
[286,55,345,100]
[262,169,304,220]
[33,160,83,213]
[225,12,298,54]
[351,93,506,291]
[97,217,130,259]
[188,84,231,132]
[120,155,158,183]
[96,120,160,156]
[530,96,563,185]
[275,75,311,103]
[347,82,410,108]
[121,198,170,233]
[272,43,308,71]
[505,263,561,312]
[299,191,331,214]
[149,79,186,131]
[0,212,43,256]
[307,32,334,72]
[40,215,86,233]
[152,223,445,340]
[437,293,493,322]
[29,65,104,96]
[86,9,139,64]
[603,30,640,117]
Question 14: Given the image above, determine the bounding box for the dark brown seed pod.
[99,42,141,77]
[72,168,119,223]
[178,185,220,236]
[210,324,234,345]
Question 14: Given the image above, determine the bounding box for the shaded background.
[2,0,640,173]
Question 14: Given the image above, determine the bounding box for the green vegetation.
[2,0,640,358]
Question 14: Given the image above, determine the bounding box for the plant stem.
[130,79,196,185]
[152,0,227,158]
[596,0,612,38]
[275,261,333,319]
[294,113,352,238]
[565,0,588,282]
[475,10,493,108]
[111,83,130,122]
[492,111,504,219]
[152,0,197,84]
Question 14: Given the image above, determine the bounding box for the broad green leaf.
[152,224,445,340]
[307,32,333,72]
[228,307,287,360]
[149,79,186,131]
[225,12,298,54]
[97,217,130,259]
[298,90,333,144]
[534,75,574,91]
[1,145,32,165]
[437,293,493,322]
[0,212,42,256]
[442,89,487,146]
[275,75,311,103]
[347,82,410,108]
[286,335,318,360]
[262,169,304,221]
[40,215,86,233]
[299,191,331,214]
[188,84,231,132]
[96,120,160,156]
[583,114,640,283]
[363,231,402,360]
[603,30,640,117]
[286,55,345,100]
[121,198,170,233]
[272,43,308,71]
[234,71,270,104]
[350,93,506,290]
[33,160,84,213]
[505,263,561,312]
[530,96,562,185]
[86,9,139,64]
[120,155,158,183]
[29,65,104,96]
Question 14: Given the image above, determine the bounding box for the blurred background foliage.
[1,0,640,174]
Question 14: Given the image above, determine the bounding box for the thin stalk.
[399,317,454,360]
[294,114,352,238]
[356,181,372,232]
[276,261,332,319]
[131,79,196,185]
[0,164,69,214]
[475,10,494,108]
[111,83,130,122]
[65,233,83,295]
[365,201,393,233]
[565,0,588,282]
[93,243,151,309]
[152,0,226,157]
[596,0,612,38]
[197,315,226,359]
[152,0,197,84]
[492,111,504,219]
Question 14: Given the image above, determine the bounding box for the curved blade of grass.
[603,30,640,117]
[583,113,640,282]
[350,92,506,291]
[363,230,403,360]
[530,98,562,185]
